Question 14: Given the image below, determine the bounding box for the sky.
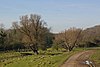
[0,0,100,33]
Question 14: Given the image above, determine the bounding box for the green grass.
[0,51,21,59]
[0,48,84,67]
[0,51,21,67]
[90,49,100,66]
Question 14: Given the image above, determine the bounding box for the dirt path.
[61,50,95,67]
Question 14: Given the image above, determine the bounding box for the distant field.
[0,48,84,67]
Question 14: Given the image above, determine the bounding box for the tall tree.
[12,14,50,54]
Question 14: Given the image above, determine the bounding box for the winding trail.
[61,50,95,67]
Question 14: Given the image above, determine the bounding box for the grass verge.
[90,49,100,67]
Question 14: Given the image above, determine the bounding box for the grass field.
[0,48,84,67]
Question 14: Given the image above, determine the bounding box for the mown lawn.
[0,48,84,67]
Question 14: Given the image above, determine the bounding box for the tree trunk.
[29,44,39,55]
[33,45,39,55]
[67,46,74,52]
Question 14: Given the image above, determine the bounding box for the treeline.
[0,14,100,54]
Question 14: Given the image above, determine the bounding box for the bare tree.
[12,14,49,54]
[54,27,83,51]
[63,28,82,51]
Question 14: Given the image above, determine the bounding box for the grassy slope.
[0,48,84,67]
[90,49,100,66]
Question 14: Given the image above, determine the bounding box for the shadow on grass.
[39,52,62,56]
[20,52,33,56]
[20,52,62,56]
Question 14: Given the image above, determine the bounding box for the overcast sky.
[0,0,100,32]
